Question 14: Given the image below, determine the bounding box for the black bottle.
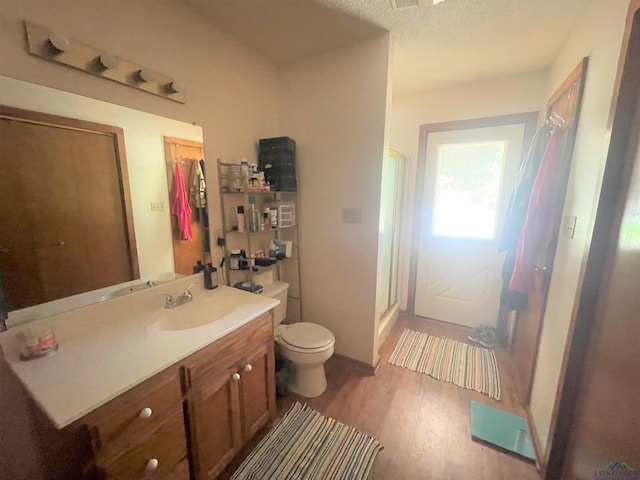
[192,260,204,274]
[203,263,218,290]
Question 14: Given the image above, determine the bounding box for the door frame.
[408,112,539,315]
[544,1,640,477]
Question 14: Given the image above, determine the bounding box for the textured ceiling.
[318,0,591,94]
[185,0,591,94]
[183,0,386,65]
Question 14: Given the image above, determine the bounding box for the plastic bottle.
[263,208,270,231]
[192,260,204,274]
[203,263,218,290]
[237,205,246,233]
[247,196,259,233]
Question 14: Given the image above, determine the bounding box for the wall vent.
[390,0,420,10]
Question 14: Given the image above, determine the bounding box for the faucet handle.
[183,283,197,297]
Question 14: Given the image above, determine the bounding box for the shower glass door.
[377,148,405,317]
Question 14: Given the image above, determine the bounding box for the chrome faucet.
[160,283,196,309]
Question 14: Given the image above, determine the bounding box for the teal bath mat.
[470,401,535,461]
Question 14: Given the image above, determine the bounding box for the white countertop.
[0,276,279,429]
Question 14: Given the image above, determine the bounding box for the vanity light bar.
[24,21,186,104]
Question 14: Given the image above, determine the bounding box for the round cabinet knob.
[232,372,241,382]
[146,458,159,471]
[243,364,253,373]
[139,407,153,420]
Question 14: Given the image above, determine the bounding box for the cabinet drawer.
[97,407,187,480]
[186,311,273,387]
[85,366,182,451]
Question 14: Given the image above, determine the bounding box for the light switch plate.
[150,201,165,212]
[342,208,362,224]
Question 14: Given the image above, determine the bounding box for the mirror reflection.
[0,75,207,316]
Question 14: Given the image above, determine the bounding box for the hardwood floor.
[222,314,540,480]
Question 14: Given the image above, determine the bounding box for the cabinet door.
[240,342,276,440]
[187,364,242,480]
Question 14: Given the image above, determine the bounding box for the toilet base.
[288,363,328,398]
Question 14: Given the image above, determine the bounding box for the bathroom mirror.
[0,75,207,321]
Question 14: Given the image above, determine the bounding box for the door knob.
[231,372,241,381]
[243,364,253,373]
[146,458,159,471]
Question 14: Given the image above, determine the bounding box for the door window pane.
[432,141,507,239]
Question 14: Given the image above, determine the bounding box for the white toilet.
[261,281,335,398]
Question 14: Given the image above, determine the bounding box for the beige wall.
[390,71,547,313]
[0,0,282,271]
[280,34,394,365]
[529,0,630,453]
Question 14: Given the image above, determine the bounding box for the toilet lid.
[280,323,334,349]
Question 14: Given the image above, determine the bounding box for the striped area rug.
[230,402,383,480]
[389,329,501,400]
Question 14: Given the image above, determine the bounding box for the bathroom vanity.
[0,278,278,480]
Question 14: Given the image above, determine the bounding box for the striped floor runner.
[388,329,501,400]
[230,402,383,480]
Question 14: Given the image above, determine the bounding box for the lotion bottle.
[237,205,246,233]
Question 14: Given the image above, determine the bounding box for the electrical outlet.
[150,201,165,212]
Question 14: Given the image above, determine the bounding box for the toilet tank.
[260,281,289,326]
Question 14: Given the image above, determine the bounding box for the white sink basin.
[154,296,237,331]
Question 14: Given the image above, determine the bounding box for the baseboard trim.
[332,353,381,376]
[525,405,546,476]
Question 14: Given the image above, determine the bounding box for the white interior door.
[414,124,526,327]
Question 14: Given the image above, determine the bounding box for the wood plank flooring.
[222,314,541,480]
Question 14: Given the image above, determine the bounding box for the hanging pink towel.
[170,163,193,241]
[509,130,562,293]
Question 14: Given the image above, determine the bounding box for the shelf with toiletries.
[217,152,302,322]
[225,224,297,235]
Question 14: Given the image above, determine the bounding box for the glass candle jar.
[16,321,59,361]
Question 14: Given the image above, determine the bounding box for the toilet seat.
[276,323,335,353]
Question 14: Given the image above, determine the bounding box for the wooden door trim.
[164,136,203,149]
[544,3,640,478]
[0,105,140,280]
[408,112,539,314]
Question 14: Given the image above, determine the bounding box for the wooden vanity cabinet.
[8,310,277,480]
[183,310,276,480]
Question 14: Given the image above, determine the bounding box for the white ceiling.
[185,0,591,95]
[183,0,386,65]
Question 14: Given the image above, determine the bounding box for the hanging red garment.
[509,129,562,293]
[170,163,193,241]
